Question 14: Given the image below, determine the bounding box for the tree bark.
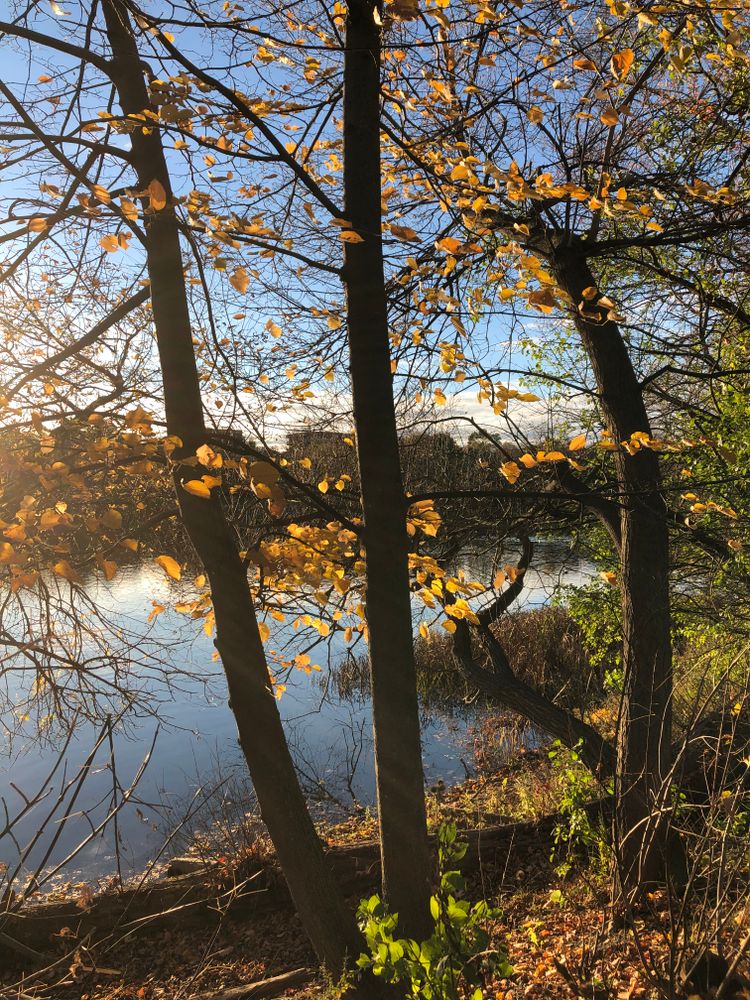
[552,242,673,893]
[342,0,432,938]
[101,0,365,976]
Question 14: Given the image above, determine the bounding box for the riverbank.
[0,735,614,999]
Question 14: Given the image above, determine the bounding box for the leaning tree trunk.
[553,242,674,894]
[102,0,366,976]
[342,0,432,938]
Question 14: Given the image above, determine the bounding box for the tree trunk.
[552,243,673,893]
[102,0,365,976]
[342,0,432,938]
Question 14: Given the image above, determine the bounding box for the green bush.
[356,823,511,999]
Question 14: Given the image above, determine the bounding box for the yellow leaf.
[339,230,364,243]
[318,479,330,493]
[0,542,16,564]
[11,571,38,593]
[183,479,212,499]
[519,453,538,468]
[121,198,138,222]
[430,80,453,103]
[102,559,117,581]
[610,48,634,80]
[436,236,462,254]
[121,537,139,551]
[148,178,167,211]
[527,106,544,124]
[230,266,249,294]
[28,216,48,232]
[600,570,617,586]
[568,434,586,451]
[155,554,181,580]
[53,560,80,583]
[258,621,270,642]
[600,107,619,126]
[442,619,457,634]
[500,461,521,484]
[419,622,429,639]
[573,57,597,71]
[390,223,419,242]
[196,444,223,468]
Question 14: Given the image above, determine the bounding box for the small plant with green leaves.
[356,823,511,999]
[548,740,611,877]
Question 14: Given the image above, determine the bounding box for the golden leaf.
[339,230,364,243]
[155,554,181,580]
[196,444,223,469]
[147,178,167,211]
[436,236,462,255]
[0,542,16,564]
[610,48,634,80]
[500,461,521,484]
[100,508,122,531]
[229,266,249,294]
[568,434,587,451]
[183,479,212,499]
[53,560,80,583]
[390,223,420,243]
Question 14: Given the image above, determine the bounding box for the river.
[0,538,593,889]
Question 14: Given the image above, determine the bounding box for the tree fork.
[101,0,367,978]
[342,0,432,937]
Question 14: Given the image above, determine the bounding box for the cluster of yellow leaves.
[409,552,485,636]
[407,499,442,537]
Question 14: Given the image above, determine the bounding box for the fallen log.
[1,800,611,959]
[189,968,314,1000]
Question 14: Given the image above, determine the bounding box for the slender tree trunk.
[342,0,432,938]
[102,0,365,975]
[553,243,673,893]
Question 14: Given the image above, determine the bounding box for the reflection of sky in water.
[0,540,593,885]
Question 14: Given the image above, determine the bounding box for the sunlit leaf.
[147,178,167,211]
[155,554,181,580]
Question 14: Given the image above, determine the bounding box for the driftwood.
[189,967,314,1000]
[0,801,611,959]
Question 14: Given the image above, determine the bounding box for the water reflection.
[0,539,594,885]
